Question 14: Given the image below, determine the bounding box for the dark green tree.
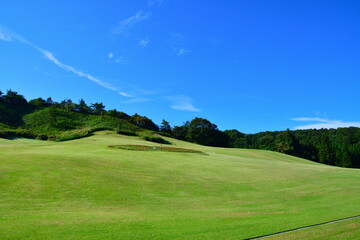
[46,97,55,106]
[186,117,229,147]
[29,98,48,108]
[130,114,159,131]
[224,129,247,148]
[3,90,27,105]
[159,119,172,134]
[335,145,352,167]
[172,121,189,140]
[74,99,90,113]
[60,99,75,112]
[106,109,130,120]
[275,129,300,155]
[90,102,106,115]
[318,133,335,165]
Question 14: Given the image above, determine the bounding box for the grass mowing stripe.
[245,215,360,239]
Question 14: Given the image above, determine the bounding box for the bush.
[36,134,48,140]
[0,129,37,139]
[142,135,170,144]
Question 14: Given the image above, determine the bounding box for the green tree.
[172,121,189,140]
[130,114,159,131]
[60,99,75,112]
[335,145,352,167]
[74,99,90,113]
[224,129,247,148]
[3,89,27,105]
[29,98,47,108]
[46,97,55,106]
[159,119,172,134]
[90,102,106,115]
[275,129,300,155]
[318,133,335,165]
[106,109,130,120]
[186,118,229,147]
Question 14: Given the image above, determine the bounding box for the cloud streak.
[168,33,191,56]
[122,97,151,104]
[40,49,123,92]
[292,117,360,130]
[164,95,200,112]
[139,38,149,48]
[0,26,132,98]
[1,26,201,110]
[0,26,12,41]
[175,47,190,56]
[112,11,151,35]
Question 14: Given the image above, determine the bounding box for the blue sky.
[1,0,360,133]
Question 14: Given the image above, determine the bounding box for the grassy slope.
[0,131,359,239]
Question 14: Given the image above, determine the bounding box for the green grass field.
[0,131,359,239]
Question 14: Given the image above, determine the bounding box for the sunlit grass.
[0,131,359,239]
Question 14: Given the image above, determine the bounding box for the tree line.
[223,128,360,168]
[0,89,359,168]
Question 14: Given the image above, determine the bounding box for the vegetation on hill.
[224,128,360,168]
[0,89,359,168]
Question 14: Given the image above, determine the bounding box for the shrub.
[142,135,170,144]
[36,134,48,140]
[0,129,37,139]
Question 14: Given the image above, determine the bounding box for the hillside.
[1,90,359,168]
[0,131,359,239]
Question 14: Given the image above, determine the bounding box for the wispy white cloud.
[119,92,133,98]
[115,56,127,64]
[2,26,201,110]
[111,11,151,35]
[164,95,200,112]
[0,26,30,44]
[0,26,13,41]
[107,52,126,64]
[139,38,149,48]
[0,26,133,98]
[175,47,190,56]
[292,117,360,130]
[40,49,123,92]
[39,50,131,95]
[122,97,151,104]
[168,33,191,56]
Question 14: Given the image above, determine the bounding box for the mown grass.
[267,217,360,239]
[0,131,359,239]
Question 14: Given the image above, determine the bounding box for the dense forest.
[0,89,359,168]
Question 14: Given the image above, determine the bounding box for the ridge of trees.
[0,89,359,168]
